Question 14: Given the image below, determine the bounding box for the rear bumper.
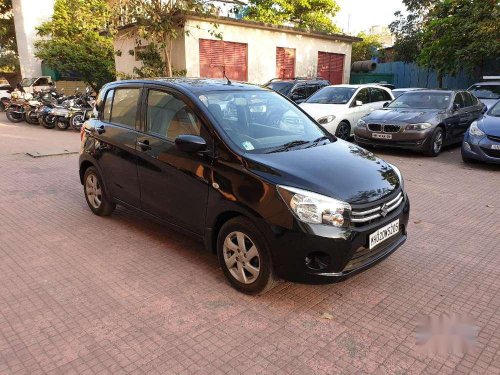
[268,193,410,283]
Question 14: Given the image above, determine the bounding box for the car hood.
[364,108,442,124]
[479,115,500,137]
[299,103,347,119]
[243,139,400,204]
[477,98,499,109]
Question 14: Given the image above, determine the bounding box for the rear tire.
[25,110,39,125]
[335,121,351,140]
[41,114,56,129]
[56,119,70,130]
[83,167,115,216]
[217,217,276,295]
[424,127,444,157]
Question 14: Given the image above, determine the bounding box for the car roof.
[393,88,424,91]
[401,89,459,94]
[471,81,500,86]
[267,78,329,84]
[324,84,391,90]
[109,78,267,94]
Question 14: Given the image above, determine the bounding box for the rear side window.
[354,88,370,104]
[146,90,201,141]
[292,85,307,100]
[462,92,474,107]
[454,93,465,108]
[110,88,141,128]
[103,89,114,122]
[371,88,392,102]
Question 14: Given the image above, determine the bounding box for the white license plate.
[491,144,500,150]
[369,219,399,249]
[372,133,392,140]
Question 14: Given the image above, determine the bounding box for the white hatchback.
[300,84,394,140]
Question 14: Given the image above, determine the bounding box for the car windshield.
[489,101,500,117]
[388,92,451,109]
[305,87,356,104]
[20,78,37,87]
[469,84,500,99]
[200,90,329,153]
[265,81,294,95]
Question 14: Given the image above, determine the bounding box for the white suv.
[300,84,394,140]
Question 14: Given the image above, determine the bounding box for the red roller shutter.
[276,47,295,79]
[317,52,345,84]
[199,39,248,81]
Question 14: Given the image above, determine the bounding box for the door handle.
[137,140,151,151]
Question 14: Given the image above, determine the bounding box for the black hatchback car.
[79,78,409,294]
[355,90,485,156]
[264,77,329,103]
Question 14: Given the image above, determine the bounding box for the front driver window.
[146,90,201,141]
[453,93,465,109]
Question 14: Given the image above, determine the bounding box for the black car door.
[457,91,478,137]
[449,92,470,140]
[136,85,212,235]
[93,85,142,207]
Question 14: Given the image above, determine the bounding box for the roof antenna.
[221,66,231,85]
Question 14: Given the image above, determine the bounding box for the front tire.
[40,114,56,129]
[424,127,444,157]
[335,121,351,140]
[25,109,39,125]
[6,107,24,123]
[70,113,85,131]
[83,167,116,216]
[217,217,276,295]
[56,118,70,130]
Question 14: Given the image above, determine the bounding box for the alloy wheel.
[85,173,102,209]
[336,123,350,140]
[434,132,443,154]
[223,231,260,284]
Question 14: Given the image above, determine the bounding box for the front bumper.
[462,132,500,164]
[354,126,433,151]
[268,192,410,283]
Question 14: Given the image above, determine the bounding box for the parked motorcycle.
[5,91,32,123]
[69,88,96,130]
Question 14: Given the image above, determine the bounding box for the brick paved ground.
[0,114,499,374]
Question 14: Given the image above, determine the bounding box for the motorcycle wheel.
[40,115,56,129]
[6,107,25,123]
[25,110,40,125]
[70,113,85,131]
[56,118,70,130]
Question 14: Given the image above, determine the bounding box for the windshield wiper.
[305,136,331,148]
[267,140,310,153]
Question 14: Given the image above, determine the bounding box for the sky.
[334,0,407,35]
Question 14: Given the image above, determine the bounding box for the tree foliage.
[0,0,19,72]
[242,0,340,33]
[390,0,500,86]
[351,33,382,62]
[34,0,115,90]
[111,0,221,77]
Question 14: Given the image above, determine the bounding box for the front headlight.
[405,123,432,131]
[357,119,366,128]
[317,115,336,125]
[277,185,351,227]
[388,163,404,191]
[469,121,485,137]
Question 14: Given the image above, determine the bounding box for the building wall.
[12,0,55,78]
[184,19,353,84]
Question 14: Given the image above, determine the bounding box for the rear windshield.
[388,92,451,109]
[265,81,294,95]
[468,84,500,99]
[305,86,356,104]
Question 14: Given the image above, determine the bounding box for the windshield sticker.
[241,141,255,150]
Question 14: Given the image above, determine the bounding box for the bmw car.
[462,100,500,164]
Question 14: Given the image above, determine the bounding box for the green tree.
[112,0,221,77]
[418,0,500,87]
[35,0,115,91]
[242,0,340,33]
[351,33,382,62]
[0,0,19,73]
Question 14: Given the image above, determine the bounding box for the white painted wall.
[184,19,353,84]
[12,0,55,78]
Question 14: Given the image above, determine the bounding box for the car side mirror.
[355,100,363,106]
[175,134,208,153]
[383,101,389,108]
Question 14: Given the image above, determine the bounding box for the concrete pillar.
[12,0,55,78]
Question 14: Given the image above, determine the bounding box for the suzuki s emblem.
[380,203,389,217]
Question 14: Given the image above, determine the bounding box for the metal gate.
[317,52,345,84]
[276,47,295,79]
[199,39,248,81]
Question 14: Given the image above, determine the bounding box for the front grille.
[481,147,500,158]
[384,125,401,133]
[487,135,500,143]
[351,191,404,226]
[368,124,382,132]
